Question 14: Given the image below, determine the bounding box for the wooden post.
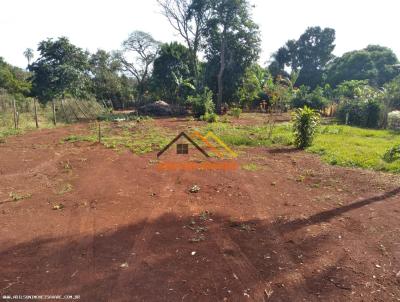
[33,99,39,128]
[98,122,101,143]
[12,99,17,129]
[52,100,57,126]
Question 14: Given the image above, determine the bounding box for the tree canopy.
[203,0,261,111]
[151,42,193,104]
[0,57,31,96]
[326,45,400,87]
[269,26,336,89]
[29,37,90,103]
[89,49,133,108]
[117,31,160,102]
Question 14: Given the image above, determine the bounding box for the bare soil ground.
[0,118,399,302]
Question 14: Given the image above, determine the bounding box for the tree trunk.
[217,30,226,114]
[137,82,145,105]
[33,98,39,128]
[189,46,199,88]
[52,100,57,126]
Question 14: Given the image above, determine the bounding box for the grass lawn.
[309,125,400,173]
[203,121,400,173]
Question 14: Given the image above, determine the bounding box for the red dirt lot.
[0,120,400,302]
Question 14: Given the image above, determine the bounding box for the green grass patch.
[308,125,400,173]
[0,111,63,140]
[201,122,293,147]
[200,121,400,173]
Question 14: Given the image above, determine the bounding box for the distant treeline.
[1,0,399,128]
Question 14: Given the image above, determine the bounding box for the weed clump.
[383,145,400,163]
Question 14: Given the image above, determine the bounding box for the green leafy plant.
[335,81,383,128]
[201,112,219,123]
[291,86,329,111]
[187,88,215,118]
[292,106,320,149]
[383,144,400,163]
[229,107,242,118]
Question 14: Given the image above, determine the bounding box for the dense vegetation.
[1,0,400,171]
[0,0,397,123]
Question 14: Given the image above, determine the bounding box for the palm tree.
[23,48,34,68]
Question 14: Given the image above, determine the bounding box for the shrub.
[364,99,382,128]
[335,82,383,128]
[291,86,328,111]
[337,99,382,128]
[388,111,400,131]
[201,112,219,123]
[186,88,214,118]
[229,107,242,118]
[383,144,400,162]
[292,106,320,149]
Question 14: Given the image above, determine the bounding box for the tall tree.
[23,48,34,69]
[203,0,260,112]
[90,49,133,108]
[237,64,266,107]
[29,37,90,103]
[157,0,210,82]
[0,57,31,95]
[269,26,336,88]
[326,45,400,87]
[151,42,193,103]
[117,31,160,102]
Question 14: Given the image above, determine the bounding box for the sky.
[1,0,399,68]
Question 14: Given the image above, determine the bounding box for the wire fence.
[0,93,106,131]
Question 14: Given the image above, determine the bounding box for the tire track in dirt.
[66,206,96,296]
[185,168,298,301]
[239,177,306,300]
[190,204,267,301]
[211,231,267,301]
[107,174,179,302]
[210,176,268,301]
[184,171,267,302]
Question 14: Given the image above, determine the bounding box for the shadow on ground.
[1,187,399,302]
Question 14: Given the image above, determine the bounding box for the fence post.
[12,99,17,129]
[98,121,101,143]
[52,100,57,126]
[34,99,39,128]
